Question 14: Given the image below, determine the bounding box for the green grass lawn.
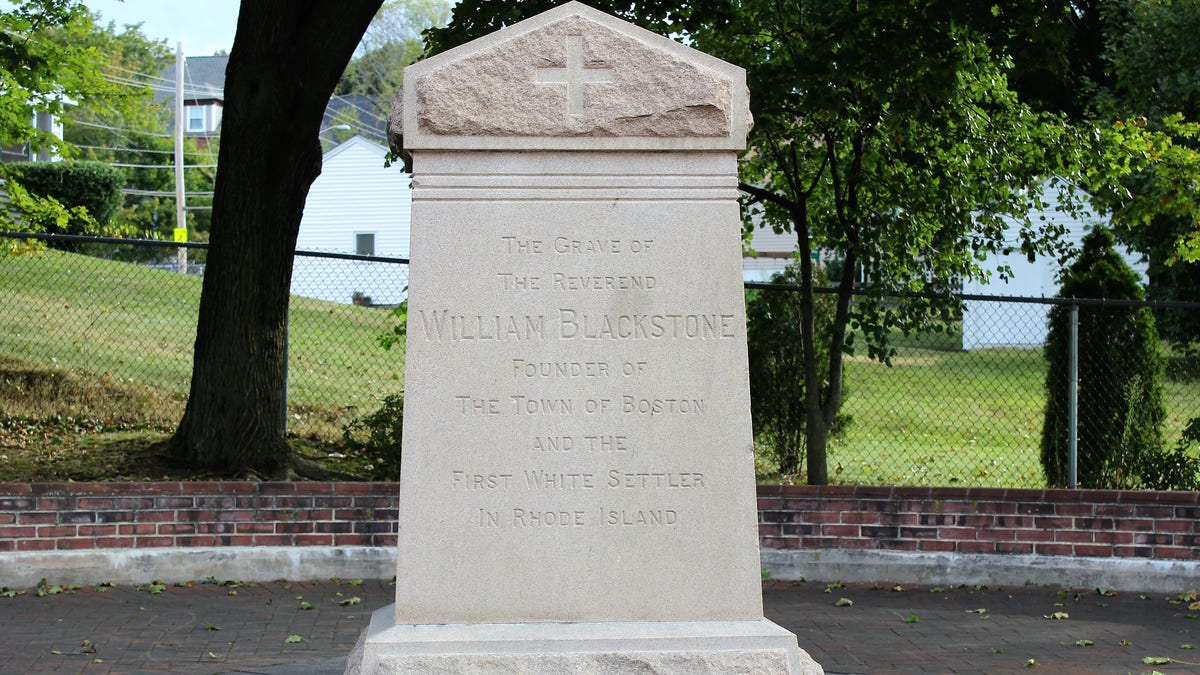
[832,346,1049,487]
[815,329,1200,488]
[3,249,1197,486]
[0,249,404,441]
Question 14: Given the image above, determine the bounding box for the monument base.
[345,604,823,674]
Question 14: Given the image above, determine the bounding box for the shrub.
[1,161,126,238]
[1040,228,1167,488]
[746,261,847,476]
[341,393,403,481]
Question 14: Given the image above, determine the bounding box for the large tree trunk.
[170,1,381,476]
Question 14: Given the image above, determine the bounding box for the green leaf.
[339,596,362,606]
[1044,612,1069,620]
[299,601,314,610]
[904,614,920,623]
[1074,639,1094,647]
[204,621,221,631]
[834,597,853,607]
[1143,657,1171,665]
[284,634,304,644]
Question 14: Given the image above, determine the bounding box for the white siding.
[743,226,800,282]
[292,136,412,305]
[962,183,1146,350]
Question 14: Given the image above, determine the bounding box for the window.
[355,233,375,256]
[187,106,205,132]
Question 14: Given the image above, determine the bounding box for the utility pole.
[174,42,187,274]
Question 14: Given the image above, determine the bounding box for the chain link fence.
[2,233,1197,487]
[0,233,408,444]
[748,287,1200,489]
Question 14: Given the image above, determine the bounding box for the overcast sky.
[85,0,241,57]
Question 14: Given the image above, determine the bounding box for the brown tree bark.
[170,0,382,476]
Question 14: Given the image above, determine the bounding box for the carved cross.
[536,35,614,116]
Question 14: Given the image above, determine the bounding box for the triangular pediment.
[401,2,749,151]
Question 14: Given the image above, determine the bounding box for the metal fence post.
[282,313,289,436]
[1068,302,1079,489]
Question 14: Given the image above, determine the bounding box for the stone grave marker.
[348,3,823,672]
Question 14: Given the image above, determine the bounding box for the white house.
[290,135,412,305]
[961,185,1147,350]
[743,226,802,282]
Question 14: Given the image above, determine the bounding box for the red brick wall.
[757,485,1200,560]
[0,482,399,553]
[2,483,1197,561]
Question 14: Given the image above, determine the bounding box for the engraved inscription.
[607,470,704,488]
[512,508,587,527]
[584,435,628,452]
[552,273,656,291]
[532,435,575,452]
[599,508,679,527]
[455,395,501,415]
[452,471,514,489]
[500,236,654,254]
[559,310,737,340]
[501,236,543,254]
[510,396,574,415]
[513,359,610,378]
[441,225,727,533]
[418,311,546,341]
[497,273,542,290]
[419,310,737,342]
[621,396,705,415]
[524,470,595,489]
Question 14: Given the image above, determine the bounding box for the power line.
[69,119,172,138]
[123,189,214,197]
[330,94,388,124]
[75,144,211,158]
[101,72,222,99]
[105,63,175,87]
[110,162,218,169]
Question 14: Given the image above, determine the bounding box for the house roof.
[156,55,229,104]
[322,134,389,162]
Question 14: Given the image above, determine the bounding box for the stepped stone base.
[346,605,824,674]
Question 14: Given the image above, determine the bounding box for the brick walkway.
[0,578,1195,674]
